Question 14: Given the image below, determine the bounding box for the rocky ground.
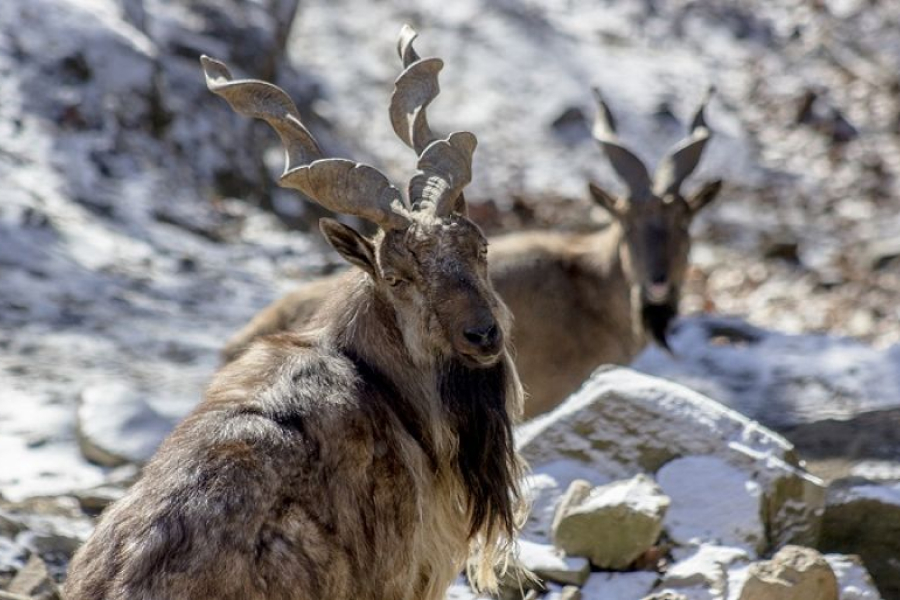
[2,0,900,598]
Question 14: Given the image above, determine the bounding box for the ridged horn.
[202,55,409,230]
[409,132,477,216]
[389,25,442,155]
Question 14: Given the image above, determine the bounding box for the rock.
[76,382,174,467]
[641,593,689,600]
[18,531,83,564]
[658,544,748,597]
[555,586,582,600]
[863,237,900,271]
[579,572,657,600]
[6,553,60,600]
[819,480,900,598]
[71,485,126,515]
[0,496,93,580]
[737,545,838,600]
[0,537,26,584]
[657,456,763,552]
[518,368,825,553]
[824,554,883,600]
[552,474,669,569]
[516,540,591,586]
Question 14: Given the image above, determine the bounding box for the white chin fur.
[646,283,670,303]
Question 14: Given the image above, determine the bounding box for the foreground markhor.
[64,26,526,600]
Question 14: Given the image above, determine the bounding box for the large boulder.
[517,367,825,554]
[818,480,900,598]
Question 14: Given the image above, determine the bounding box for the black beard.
[641,301,677,351]
[439,358,517,540]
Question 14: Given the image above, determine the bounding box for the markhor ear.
[686,179,723,214]
[588,182,627,217]
[319,218,378,277]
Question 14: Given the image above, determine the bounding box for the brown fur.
[219,182,719,419]
[65,230,526,599]
[66,34,529,599]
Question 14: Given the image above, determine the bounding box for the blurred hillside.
[288,0,900,346]
[1,0,899,505]
[2,0,900,597]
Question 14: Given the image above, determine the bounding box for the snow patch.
[657,455,764,553]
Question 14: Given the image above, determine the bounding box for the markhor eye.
[384,275,404,287]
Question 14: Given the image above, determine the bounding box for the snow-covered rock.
[553,475,669,569]
[820,480,900,598]
[824,554,882,600]
[736,545,838,600]
[513,540,591,587]
[76,383,174,467]
[658,545,749,599]
[517,367,825,553]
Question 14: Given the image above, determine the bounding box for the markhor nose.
[464,323,500,351]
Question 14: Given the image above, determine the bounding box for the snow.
[0,537,25,575]
[662,544,749,598]
[657,456,764,554]
[515,539,589,583]
[634,315,900,429]
[579,571,657,599]
[830,482,900,507]
[825,554,883,600]
[76,383,174,466]
[0,0,330,501]
[578,474,669,517]
[445,580,490,599]
[850,461,900,483]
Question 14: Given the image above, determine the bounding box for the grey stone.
[738,546,838,600]
[77,383,174,467]
[819,480,900,598]
[517,540,590,587]
[6,554,60,600]
[553,474,669,569]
